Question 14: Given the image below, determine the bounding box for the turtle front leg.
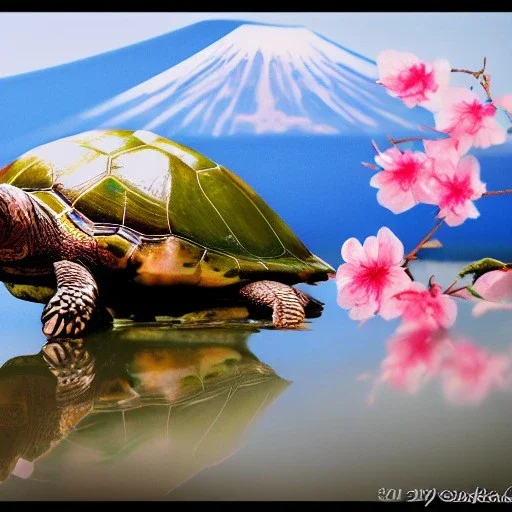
[41,261,99,338]
[239,280,309,328]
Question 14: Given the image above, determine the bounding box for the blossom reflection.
[368,327,512,406]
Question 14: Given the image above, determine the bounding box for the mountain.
[0,20,245,162]
[67,24,432,137]
[0,21,435,163]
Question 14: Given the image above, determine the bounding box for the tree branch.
[403,219,445,266]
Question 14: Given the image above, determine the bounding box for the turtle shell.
[0,130,333,285]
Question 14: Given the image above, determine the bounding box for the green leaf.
[458,258,508,280]
[465,285,484,299]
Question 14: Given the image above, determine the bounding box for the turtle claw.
[41,286,95,339]
[240,280,306,329]
[41,261,99,339]
[42,312,87,338]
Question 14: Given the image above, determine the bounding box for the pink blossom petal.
[473,269,512,302]
[363,235,379,263]
[433,87,506,153]
[433,87,478,119]
[374,146,402,168]
[436,294,458,329]
[495,93,512,114]
[376,50,445,108]
[336,227,411,321]
[377,50,420,83]
[432,59,451,87]
[423,137,460,166]
[452,270,512,317]
[439,201,479,227]
[336,264,366,307]
[341,237,365,264]
[453,134,476,156]
[463,200,481,220]
[427,151,485,226]
[473,116,507,149]
[472,301,512,317]
[376,227,405,266]
[349,300,380,321]
[375,184,417,214]
[390,281,458,329]
[421,59,452,111]
[371,149,431,214]
[379,268,412,320]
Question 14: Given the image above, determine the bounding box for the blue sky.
[1,12,511,96]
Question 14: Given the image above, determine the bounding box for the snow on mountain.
[78,24,432,137]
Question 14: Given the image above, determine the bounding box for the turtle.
[0,129,334,338]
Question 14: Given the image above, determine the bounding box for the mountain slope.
[0,20,245,147]
[75,24,432,137]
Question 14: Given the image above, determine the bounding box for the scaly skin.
[0,184,103,337]
[240,280,310,328]
[0,184,318,335]
[0,184,100,269]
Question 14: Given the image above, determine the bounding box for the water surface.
[1,260,512,501]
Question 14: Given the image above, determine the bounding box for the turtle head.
[0,184,38,262]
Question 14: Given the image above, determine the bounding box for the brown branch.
[446,285,471,296]
[361,161,380,170]
[443,279,459,295]
[388,136,424,145]
[404,266,415,282]
[482,189,512,197]
[403,219,444,266]
[451,56,492,101]
[451,56,486,79]
[450,58,512,125]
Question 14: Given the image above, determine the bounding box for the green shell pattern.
[0,130,333,284]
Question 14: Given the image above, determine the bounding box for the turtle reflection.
[0,320,290,499]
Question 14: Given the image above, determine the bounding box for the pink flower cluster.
[371,50,510,227]
[371,138,486,226]
[336,226,457,327]
[337,49,512,409]
[371,328,511,405]
[377,50,451,108]
[377,50,507,152]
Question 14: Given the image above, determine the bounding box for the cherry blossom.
[494,93,512,114]
[422,147,486,226]
[336,227,411,321]
[454,269,512,316]
[370,147,431,213]
[377,50,451,108]
[432,87,507,154]
[423,137,460,166]
[441,341,511,405]
[392,282,457,330]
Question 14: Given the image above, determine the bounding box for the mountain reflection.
[0,320,290,499]
[366,327,512,406]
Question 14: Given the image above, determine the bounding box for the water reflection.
[367,327,512,406]
[0,321,290,500]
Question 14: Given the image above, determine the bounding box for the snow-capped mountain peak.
[78,23,429,137]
